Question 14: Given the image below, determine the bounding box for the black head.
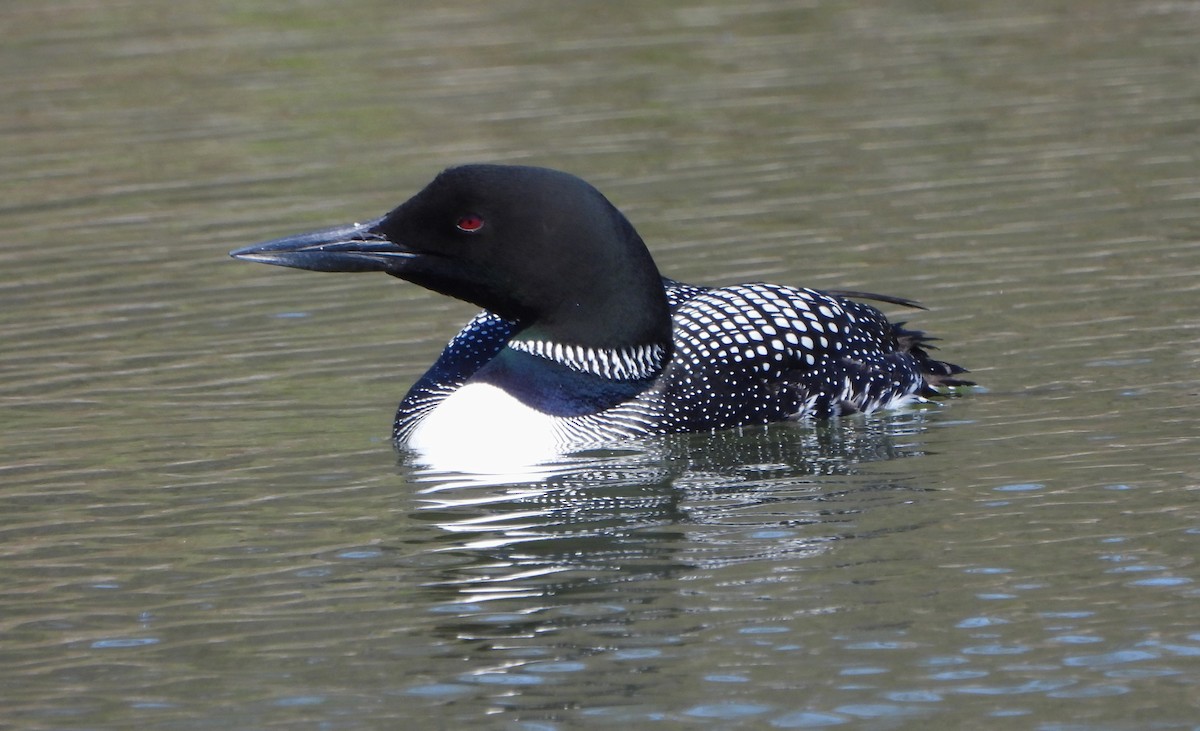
[232,165,672,350]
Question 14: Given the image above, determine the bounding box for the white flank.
[405,382,567,471]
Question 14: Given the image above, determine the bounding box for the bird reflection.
[400,411,942,606]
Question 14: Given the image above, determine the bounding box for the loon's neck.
[474,347,656,416]
[501,208,674,374]
[504,253,674,381]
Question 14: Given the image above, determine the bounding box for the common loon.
[231,165,970,462]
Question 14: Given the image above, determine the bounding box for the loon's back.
[393,279,968,448]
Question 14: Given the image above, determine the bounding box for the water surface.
[2,1,1198,728]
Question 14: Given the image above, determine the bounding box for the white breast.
[404,382,568,470]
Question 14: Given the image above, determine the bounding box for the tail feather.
[894,324,974,391]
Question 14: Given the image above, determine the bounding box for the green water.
[2,1,1198,728]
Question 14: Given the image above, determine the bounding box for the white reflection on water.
[401,412,945,604]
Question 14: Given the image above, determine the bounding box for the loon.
[231,165,969,462]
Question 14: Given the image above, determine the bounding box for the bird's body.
[232,165,969,463]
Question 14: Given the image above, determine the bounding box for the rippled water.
[3,1,1198,729]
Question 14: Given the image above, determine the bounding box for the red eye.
[456,214,485,233]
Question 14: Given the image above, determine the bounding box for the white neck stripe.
[509,340,665,380]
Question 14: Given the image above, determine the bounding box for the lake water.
[2,1,1198,728]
